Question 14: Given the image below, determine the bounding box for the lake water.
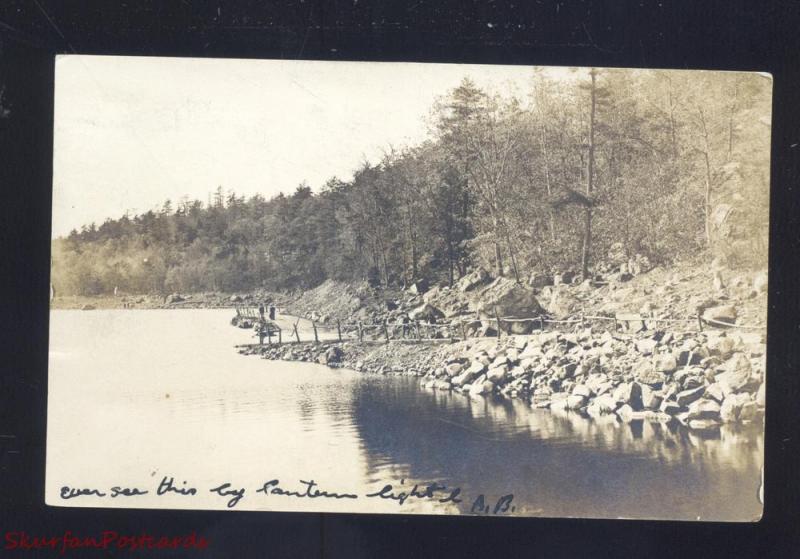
[47,309,763,520]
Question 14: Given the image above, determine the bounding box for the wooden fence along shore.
[233,305,766,349]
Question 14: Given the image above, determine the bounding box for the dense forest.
[51,68,771,296]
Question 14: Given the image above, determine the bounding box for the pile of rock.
[239,340,441,377]
[419,326,765,430]
[238,319,765,431]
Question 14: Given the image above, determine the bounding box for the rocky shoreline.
[238,323,766,430]
[57,255,768,430]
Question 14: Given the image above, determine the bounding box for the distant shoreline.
[50,292,285,311]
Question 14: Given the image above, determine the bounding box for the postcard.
[48,56,770,520]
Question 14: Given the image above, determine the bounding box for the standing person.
[269,305,276,321]
[401,313,410,338]
[258,302,265,320]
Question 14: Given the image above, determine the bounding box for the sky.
[51,55,562,238]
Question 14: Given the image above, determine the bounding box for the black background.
[1,1,798,557]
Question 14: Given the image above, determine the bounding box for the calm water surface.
[47,309,763,520]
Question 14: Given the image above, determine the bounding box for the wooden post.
[278,329,282,345]
[383,320,390,342]
[312,321,319,343]
[494,307,501,338]
[358,321,363,342]
[293,322,301,342]
[337,320,342,342]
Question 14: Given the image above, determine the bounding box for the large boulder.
[705,383,726,403]
[407,280,429,296]
[566,394,587,410]
[572,384,593,398]
[636,338,658,355]
[506,319,538,335]
[720,393,751,422]
[453,362,487,385]
[462,319,484,338]
[616,313,645,333]
[528,272,554,289]
[586,393,618,416]
[703,305,738,326]
[468,379,495,397]
[324,346,343,364]
[660,400,683,415]
[687,398,721,421]
[486,364,509,383]
[738,401,761,422]
[433,379,452,390]
[474,278,545,321]
[545,287,580,319]
[676,349,704,367]
[653,352,678,373]
[676,386,705,407]
[637,369,667,388]
[715,352,752,393]
[457,268,491,292]
[612,382,643,410]
[753,271,768,294]
[409,303,445,323]
[641,385,663,410]
[707,336,736,359]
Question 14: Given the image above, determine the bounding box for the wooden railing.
[235,304,765,347]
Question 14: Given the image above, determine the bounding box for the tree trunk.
[666,76,678,159]
[699,107,714,247]
[728,78,738,161]
[581,68,598,280]
[447,240,455,287]
[500,216,521,283]
[491,211,504,277]
[538,117,557,242]
[411,235,418,281]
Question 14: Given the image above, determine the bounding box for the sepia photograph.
[47,56,770,521]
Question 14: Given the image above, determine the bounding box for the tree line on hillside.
[51,68,771,296]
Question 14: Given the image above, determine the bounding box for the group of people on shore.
[258,302,277,321]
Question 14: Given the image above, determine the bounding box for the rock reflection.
[350,377,763,519]
[497,389,762,473]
